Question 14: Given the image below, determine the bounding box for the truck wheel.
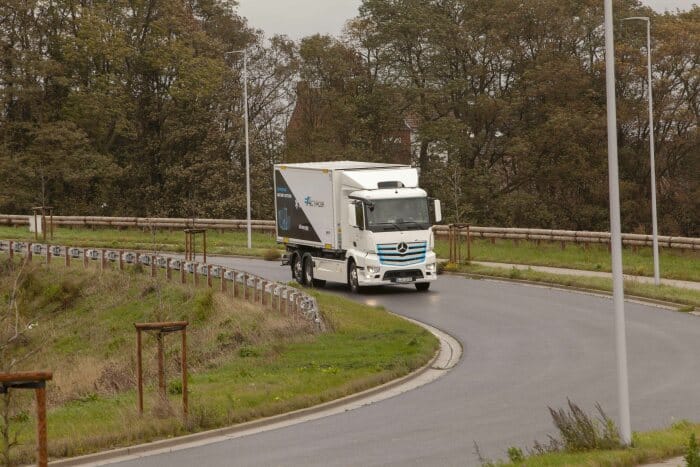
[302,254,326,288]
[292,253,306,285]
[348,261,363,294]
[415,282,430,292]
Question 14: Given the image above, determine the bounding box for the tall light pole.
[226,49,252,249]
[622,16,660,286]
[604,0,632,446]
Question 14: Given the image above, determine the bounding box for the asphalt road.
[114,257,700,467]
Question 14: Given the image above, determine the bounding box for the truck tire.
[303,254,326,288]
[415,282,430,292]
[348,261,363,294]
[291,252,306,285]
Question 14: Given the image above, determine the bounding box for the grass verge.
[493,420,700,466]
[1,259,438,463]
[434,237,700,282]
[451,263,700,309]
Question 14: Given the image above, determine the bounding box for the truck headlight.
[426,263,436,272]
[366,266,380,274]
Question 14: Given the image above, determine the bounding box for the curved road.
[114,257,700,466]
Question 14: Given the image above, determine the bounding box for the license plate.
[395,277,413,283]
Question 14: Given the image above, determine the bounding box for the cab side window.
[355,202,365,230]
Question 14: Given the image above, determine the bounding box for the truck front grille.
[377,242,427,266]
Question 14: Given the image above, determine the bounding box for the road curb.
[50,317,461,466]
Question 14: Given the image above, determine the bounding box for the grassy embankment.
[492,420,700,467]
[0,259,438,464]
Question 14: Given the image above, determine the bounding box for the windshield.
[365,198,430,232]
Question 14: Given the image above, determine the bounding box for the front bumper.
[356,256,438,286]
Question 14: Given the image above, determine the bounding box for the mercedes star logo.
[397,242,408,254]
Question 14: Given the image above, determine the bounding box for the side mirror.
[433,199,442,223]
[347,203,357,228]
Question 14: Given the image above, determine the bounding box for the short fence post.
[242,273,248,300]
[119,251,124,270]
[166,258,172,281]
[27,243,33,262]
[193,263,199,286]
[36,383,48,467]
[46,245,51,264]
[181,264,186,284]
[136,328,143,414]
[83,248,88,268]
[101,249,107,271]
[207,265,212,287]
[65,248,70,267]
[466,225,472,261]
[156,332,165,400]
[220,270,226,292]
[181,327,188,421]
[151,256,156,277]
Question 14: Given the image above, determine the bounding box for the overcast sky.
[237,0,696,40]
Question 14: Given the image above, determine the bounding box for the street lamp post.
[604,0,632,446]
[226,49,252,250]
[622,16,660,286]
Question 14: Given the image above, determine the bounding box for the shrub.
[686,433,700,467]
[507,446,525,463]
[263,249,281,261]
[547,399,621,452]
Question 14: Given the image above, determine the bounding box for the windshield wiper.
[370,222,400,231]
[397,220,426,229]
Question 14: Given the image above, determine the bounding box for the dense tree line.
[1,0,698,235]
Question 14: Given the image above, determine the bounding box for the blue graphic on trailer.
[278,207,290,231]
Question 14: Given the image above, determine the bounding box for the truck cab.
[274,162,441,292]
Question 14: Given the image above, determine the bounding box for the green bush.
[686,433,700,467]
[548,400,621,452]
[263,249,282,261]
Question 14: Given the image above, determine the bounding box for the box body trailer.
[274,161,442,292]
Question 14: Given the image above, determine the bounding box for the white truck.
[274,161,442,292]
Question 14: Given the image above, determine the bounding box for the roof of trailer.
[276,161,411,171]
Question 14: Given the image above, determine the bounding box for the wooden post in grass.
[134,322,188,418]
[151,256,156,278]
[65,248,70,267]
[46,245,51,264]
[180,264,186,284]
[206,265,212,287]
[242,273,248,300]
[119,251,124,270]
[166,258,172,281]
[193,263,199,286]
[220,269,226,292]
[0,371,53,467]
[466,225,472,261]
[27,243,32,262]
[101,249,107,271]
[83,248,88,268]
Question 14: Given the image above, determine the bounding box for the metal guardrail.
[0,214,697,250]
[0,215,276,231]
[0,240,324,331]
[432,225,700,250]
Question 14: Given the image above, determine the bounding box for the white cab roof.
[276,161,410,171]
[351,187,427,200]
